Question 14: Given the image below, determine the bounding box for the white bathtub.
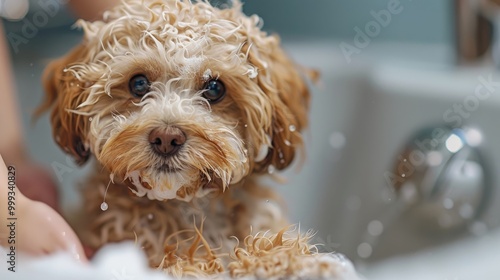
[277,41,500,279]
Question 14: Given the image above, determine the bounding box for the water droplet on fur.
[289,125,296,132]
[268,165,275,174]
[284,140,292,146]
[401,173,406,178]
[100,202,108,211]
[89,117,93,121]
[280,159,285,164]
[244,124,248,128]
[147,213,154,220]
[70,82,74,86]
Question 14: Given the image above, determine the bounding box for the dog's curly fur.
[38,0,350,278]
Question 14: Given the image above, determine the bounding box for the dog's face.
[40,0,310,201]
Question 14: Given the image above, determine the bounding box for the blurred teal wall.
[4,0,455,45]
[241,0,454,44]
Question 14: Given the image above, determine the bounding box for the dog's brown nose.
[149,126,186,156]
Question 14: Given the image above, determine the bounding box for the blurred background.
[3,0,500,279]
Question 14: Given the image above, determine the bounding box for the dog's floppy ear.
[248,35,312,172]
[37,44,91,165]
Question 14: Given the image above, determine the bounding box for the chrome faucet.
[390,126,490,232]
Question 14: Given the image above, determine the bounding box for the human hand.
[13,197,87,262]
[0,155,86,263]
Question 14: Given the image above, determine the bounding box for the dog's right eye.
[129,74,150,97]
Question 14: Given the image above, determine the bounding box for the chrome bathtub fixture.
[390,126,491,232]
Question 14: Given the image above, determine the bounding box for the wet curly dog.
[39,0,354,278]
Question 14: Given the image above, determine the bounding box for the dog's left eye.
[202,79,226,103]
[129,74,150,97]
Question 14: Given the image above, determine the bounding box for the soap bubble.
[367,220,384,236]
[357,243,372,258]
